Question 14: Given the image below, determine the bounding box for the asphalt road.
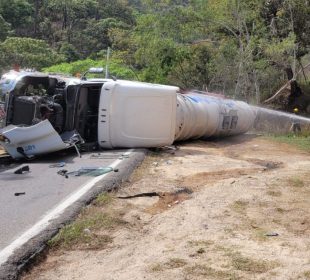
[0,148,145,279]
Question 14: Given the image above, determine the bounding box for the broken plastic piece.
[14,165,30,174]
[49,162,66,168]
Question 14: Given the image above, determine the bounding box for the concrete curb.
[0,149,147,280]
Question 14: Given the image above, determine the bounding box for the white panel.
[0,120,68,158]
[98,81,178,148]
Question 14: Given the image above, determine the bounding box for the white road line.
[0,149,133,266]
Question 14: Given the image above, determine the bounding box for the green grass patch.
[48,212,126,250]
[266,134,310,152]
[93,193,114,206]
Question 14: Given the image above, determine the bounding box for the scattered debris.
[57,169,68,177]
[146,187,193,214]
[118,192,159,199]
[49,162,66,168]
[14,192,26,196]
[57,167,115,178]
[83,228,91,235]
[265,232,279,237]
[14,165,30,174]
[151,145,180,155]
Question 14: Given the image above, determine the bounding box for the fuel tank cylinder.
[175,92,256,141]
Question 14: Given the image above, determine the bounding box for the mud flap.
[0,120,70,159]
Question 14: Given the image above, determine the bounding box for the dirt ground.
[22,134,310,280]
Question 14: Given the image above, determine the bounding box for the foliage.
[267,133,310,152]
[0,0,33,31]
[0,0,310,104]
[43,58,136,80]
[0,15,11,41]
[0,37,63,70]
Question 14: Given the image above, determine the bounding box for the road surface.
[0,148,145,279]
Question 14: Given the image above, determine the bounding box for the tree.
[0,15,11,41]
[0,0,33,36]
[0,37,64,70]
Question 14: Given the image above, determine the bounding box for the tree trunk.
[286,66,303,110]
[34,0,40,36]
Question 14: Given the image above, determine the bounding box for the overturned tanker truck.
[0,69,308,159]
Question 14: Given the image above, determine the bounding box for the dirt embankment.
[23,135,310,280]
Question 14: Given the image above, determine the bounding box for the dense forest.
[0,0,310,109]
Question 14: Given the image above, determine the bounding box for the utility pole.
[105,47,110,79]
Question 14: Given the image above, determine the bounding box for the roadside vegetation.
[1,0,310,109]
[266,133,310,152]
[48,193,127,250]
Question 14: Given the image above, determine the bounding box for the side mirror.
[81,68,104,80]
[88,67,104,74]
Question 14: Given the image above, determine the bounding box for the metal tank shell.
[175,92,256,141]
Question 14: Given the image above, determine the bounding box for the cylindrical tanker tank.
[175,92,256,141]
[98,81,256,149]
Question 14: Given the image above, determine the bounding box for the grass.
[230,252,277,273]
[275,207,286,213]
[93,193,114,206]
[184,264,240,279]
[48,192,126,250]
[217,247,278,273]
[266,133,310,152]
[252,228,268,241]
[165,258,188,269]
[150,258,187,272]
[127,152,161,183]
[266,190,282,197]
[187,240,215,247]
[230,200,249,214]
[288,177,305,188]
[196,248,206,254]
[303,271,310,278]
[150,263,164,272]
[48,212,125,249]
